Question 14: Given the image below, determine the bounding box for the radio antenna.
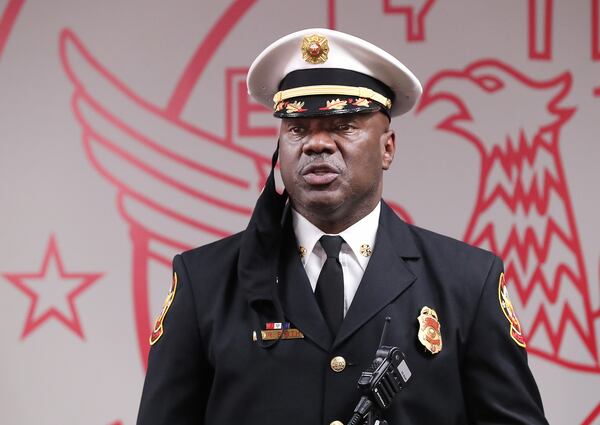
[379,316,391,347]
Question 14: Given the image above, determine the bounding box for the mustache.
[299,154,342,174]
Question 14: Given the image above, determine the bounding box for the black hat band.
[272,68,394,118]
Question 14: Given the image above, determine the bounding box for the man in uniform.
[137,28,549,425]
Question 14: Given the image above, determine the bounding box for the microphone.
[347,317,412,425]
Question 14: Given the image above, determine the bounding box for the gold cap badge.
[301,34,329,64]
[417,306,442,354]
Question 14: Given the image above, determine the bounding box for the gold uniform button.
[330,421,344,425]
[330,356,346,372]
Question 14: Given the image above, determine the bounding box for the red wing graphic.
[59,21,271,365]
[418,59,600,373]
[583,403,600,425]
[0,0,25,59]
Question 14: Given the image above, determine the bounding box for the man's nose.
[302,129,336,155]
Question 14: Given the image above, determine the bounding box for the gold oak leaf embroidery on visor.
[285,101,307,113]
[319,98,348,110]
[353,98,371,107]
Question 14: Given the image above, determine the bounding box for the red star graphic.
[3,235,103,339]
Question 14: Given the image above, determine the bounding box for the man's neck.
[294,200,381,234]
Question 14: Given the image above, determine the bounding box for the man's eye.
[289,126,305,134]
[336,123,354,131]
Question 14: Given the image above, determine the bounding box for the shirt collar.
[292,202,381,270]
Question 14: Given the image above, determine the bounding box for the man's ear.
[382,129,395,170]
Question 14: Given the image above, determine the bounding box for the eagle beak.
[544,72,576,122]
[416,74,475,129]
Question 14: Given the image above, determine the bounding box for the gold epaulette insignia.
[149,272,178,345]
[498,273,526,348]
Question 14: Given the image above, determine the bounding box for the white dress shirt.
[291,202,381,315]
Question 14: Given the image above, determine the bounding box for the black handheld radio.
[347,317,412,425]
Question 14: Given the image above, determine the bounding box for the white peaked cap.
[247,28,422,118]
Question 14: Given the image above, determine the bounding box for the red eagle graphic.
[418,59,600,374]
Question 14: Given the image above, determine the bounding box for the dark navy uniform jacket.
[137,201,548,425]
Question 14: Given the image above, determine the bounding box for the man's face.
[279,112,395,231]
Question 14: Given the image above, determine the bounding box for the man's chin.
[293,192,344,215]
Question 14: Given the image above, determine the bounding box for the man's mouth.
[301,163,340,186]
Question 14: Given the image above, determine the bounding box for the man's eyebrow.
[332,116,364,125]
[330,115,356,122]
[283,119,307,127]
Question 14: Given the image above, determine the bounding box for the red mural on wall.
[582,403,600,425]
[1,0,598,422]
[419,59,600,375]
[382,0,436,41]
[0,0,24,59]
[59,0,270,367]
[593,0,600,60]
[60,0,414,369]
[327,0,435,41]
[58,0,600,372]
[57,3,600,422]
[592,0,600,96]
[225,67,277,140]
[526,0,553,60]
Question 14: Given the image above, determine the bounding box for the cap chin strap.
[273,84,392,110]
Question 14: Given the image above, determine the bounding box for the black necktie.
[315,235,344,335]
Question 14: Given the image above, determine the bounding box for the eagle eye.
[473,75,504,92]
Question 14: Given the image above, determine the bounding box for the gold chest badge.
[417,306,442,354]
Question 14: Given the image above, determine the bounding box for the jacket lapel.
[333,202,420,349]
[278,218,333,351]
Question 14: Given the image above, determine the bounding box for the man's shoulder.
[178,231,245,271]
[381,201,496,268]
[408,223,494,259]
[403,221,500,282]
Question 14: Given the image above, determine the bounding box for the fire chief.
[136,28,549,425]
